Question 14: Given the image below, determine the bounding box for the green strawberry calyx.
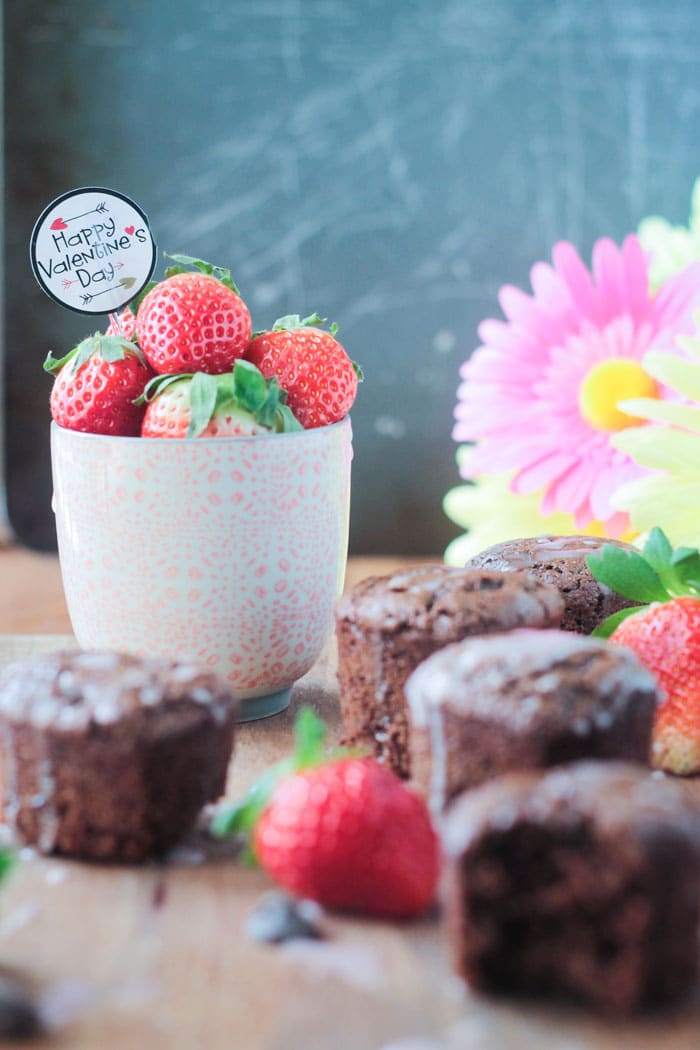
[138,359,303,438]
[253,313,364,382]
[161,252,241,295]
[43,334,147,376]
[126,254,243,316]
[211,707,359,860]
[587,526,700,637]
[0,849,13,884]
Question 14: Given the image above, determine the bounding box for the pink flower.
[453,235,700,532]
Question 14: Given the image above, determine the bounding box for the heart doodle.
[50,217,68,231]
[124,225,135,235]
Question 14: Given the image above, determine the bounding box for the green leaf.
[43,334,138,376]
[211,707,342,855]
[591,605,648,639]
[668,547,700,596]
[585,545,670,604]
[127,280,158,316]
[275,403,304,433]
[136,372,192,405]
[44,346,79,375]
[294,707,327,767]
[233,358,269,413]
[163,253,240,294]
[641,527,686,595]
[0,849,14,883]
[352,360,364,382]
[188,373,219,438]
[269,312,329,333]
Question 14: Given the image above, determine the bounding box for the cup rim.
[50,414,352,445]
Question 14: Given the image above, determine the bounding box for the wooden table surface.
[0,546,699,1049]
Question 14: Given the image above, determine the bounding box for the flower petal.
[551,241,599,324]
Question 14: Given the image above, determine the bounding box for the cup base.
[237,687,292,723]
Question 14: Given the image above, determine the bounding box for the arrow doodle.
[80,277,137,305]
[50,202,109,230]
[62,279,75,289]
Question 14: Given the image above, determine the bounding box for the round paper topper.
[30,187,157,315]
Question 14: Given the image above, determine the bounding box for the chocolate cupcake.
[441,761,700,1014]
[406,629,659,812]
[335,565,564,778]
[0,650,239,861]
[466,534,636,633]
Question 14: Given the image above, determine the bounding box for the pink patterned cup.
[50,418,352,720]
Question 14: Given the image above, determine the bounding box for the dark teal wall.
[6,1,700,551]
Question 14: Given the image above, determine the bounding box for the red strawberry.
[587,527,700,774]
[610,597,700,774]
[212,708,439,919]
[140,360,302,439]
[245,314,360,428]
[136,255,251,375]
[104,308,137,341]
[44,334,154,436]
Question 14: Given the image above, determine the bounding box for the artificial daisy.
[612,333,700,548]
[453,235,700,534]
[639,179,700,291]
[443,449,627,566]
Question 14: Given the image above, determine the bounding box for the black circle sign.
[30,187,157,315]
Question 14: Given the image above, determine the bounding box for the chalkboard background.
[6,0,700,553]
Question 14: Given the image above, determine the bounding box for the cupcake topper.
[30,187,157,319]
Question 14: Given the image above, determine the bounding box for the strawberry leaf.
[591,605,648,639]
[233,358,269,412]
[231,360,303,432]
[294,707,327,767]
[44,346,78,375]
[668,547,700,596]
[211,707,345,855]
[640,527,688,595]
[136,372,192,405]
[276,404,303,432]
[163,253,240,294]
[585,545,670,604]
[127,280,158,316]
[188,372,220,438]
[0,848,14,885]
[44,334,143,375]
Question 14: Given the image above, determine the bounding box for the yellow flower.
[612,333,700,548]
[638,179,700,291]
[443,448,622,565]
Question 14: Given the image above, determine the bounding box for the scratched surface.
[6,0,700,552]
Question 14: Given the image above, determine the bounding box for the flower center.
[578,358,659,431]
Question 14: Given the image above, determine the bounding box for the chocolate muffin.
[0,650,239,861]
[335,566,564,778]
[441,761,700,1014]
[466,534,636,633]
[406,629,659,812]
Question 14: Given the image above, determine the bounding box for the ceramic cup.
[51,418,352,720]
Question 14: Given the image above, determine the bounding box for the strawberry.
[588,527,700,774]
[140,359,302,438]
[104,308,137,341]
[44,334,154,436]
[609,597,700,774]
[245,314,361,429]
[136,255,251,375]
[212,708,439,919]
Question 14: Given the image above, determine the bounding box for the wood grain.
[0,554,699,1047]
